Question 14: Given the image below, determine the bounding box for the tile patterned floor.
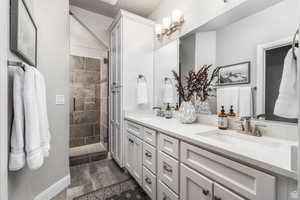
[52,159,131,200]
[57,159,130,200]
[74,178,149,200]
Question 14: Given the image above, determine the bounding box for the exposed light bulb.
[162,17,171,29]
[172,10,182,23]
[155,24,162,35]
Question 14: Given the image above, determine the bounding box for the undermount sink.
[198,130,285,149]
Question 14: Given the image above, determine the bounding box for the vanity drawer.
[143,167,157,200]
[158,133,179,159]
[180,142,276,200]
[143,127,157,146]
[143,142,157,174]
[126,121,143,139]
[214,183,246,200]
[157,180,178,200]
[158,151,179,193]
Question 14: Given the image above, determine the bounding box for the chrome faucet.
[152,107,165,117]
[235,117,266,137]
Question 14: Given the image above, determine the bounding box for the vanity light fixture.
[155,9,185,40]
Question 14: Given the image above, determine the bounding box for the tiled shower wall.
[69,55,108,148]
[100,58,108,149]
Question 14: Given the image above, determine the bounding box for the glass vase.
[178,101,197,124]
[195,100,212,115]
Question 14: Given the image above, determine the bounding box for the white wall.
[70,15,107,59]
[216,0,299,86]
[149,0,247,48]
[7,0,70,199]
[195,31,216,70]
[154,40,179,106]
[70,6,113,47]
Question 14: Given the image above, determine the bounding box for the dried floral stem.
[172,65,220,102]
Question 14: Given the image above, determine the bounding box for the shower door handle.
[73,98,76,112]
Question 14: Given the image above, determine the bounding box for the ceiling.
[69,0,161,18]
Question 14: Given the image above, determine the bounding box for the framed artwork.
[10,0,37,67]
[217,61,250,86]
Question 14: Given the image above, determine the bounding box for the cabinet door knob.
[202,189,209,196]
[163,164,173,173]
[214,197,222,200]
[145,152,152,158]
[128,138,134,143]
[145,177,152,185]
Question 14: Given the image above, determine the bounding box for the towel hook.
[292,29,299,60]
[137,74,146,82]
[164,77,172,84]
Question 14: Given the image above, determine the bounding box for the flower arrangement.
[172,65,220,102]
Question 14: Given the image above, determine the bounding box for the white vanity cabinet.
[181,164,246,200]
[180,142,276,200]
[124,119,280,200]
[109,10,154,168]
[180,164,214,200]
[124,130,143,185]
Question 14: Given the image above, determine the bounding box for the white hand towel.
[9,68,26,171]
[34,68,51,157]
[163,82,174,104]
[217,87,239,113]
[137,81,148,105]
[23,65,44,170]
[239,87,253,117]
[274,48,298,118]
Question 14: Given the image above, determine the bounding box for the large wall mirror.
[155,0,299,123]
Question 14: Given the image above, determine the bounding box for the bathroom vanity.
[124,113,297,200]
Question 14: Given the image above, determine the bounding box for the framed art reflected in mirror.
[10,0,37,67]
[217,62,250,86]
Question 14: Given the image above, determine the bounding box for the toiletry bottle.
[173,103,179,119]
[218,106,228,130]
[165,103,173,119]
[227,105,236,117]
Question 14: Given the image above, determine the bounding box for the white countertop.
[125,112,297,180]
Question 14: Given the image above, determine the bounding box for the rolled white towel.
[23,65,44,170]
[239,87,252,117]
[137,80,148,105]
[34,68,51,157]
[163,81,174,104]
[9,68,26,171]
[217,87,239,113]
[274,48,298,118]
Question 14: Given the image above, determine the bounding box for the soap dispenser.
[227,105,236,118]
[165,103,173,119]
[218,106,228,130]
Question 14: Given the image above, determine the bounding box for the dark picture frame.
[10,0,37,67]
[217,61,250,86]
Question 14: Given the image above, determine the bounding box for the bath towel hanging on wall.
[9,63,51,171]
[274,47,298,118]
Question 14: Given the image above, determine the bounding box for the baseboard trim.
[34,174,70,200]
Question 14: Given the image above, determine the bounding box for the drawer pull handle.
[128,138,134,143]
[214,197,221,200]
[202,189,209,196]
[163,164,173,173]
[145,152,152,158]
[145,177,152,185]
